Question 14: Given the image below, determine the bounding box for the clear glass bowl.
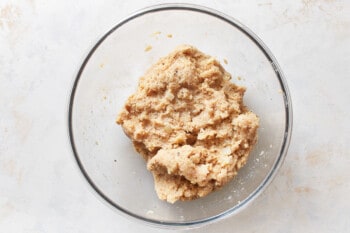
[68,3,292,228]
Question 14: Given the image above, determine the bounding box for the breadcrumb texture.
[116,45,259,203]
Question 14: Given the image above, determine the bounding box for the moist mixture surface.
[116,45,259,203]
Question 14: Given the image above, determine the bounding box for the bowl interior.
[70,5,290,225]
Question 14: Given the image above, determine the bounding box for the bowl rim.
[68,3,293,228]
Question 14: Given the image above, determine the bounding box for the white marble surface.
[0,0,349,232]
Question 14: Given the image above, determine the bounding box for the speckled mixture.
[116,45,259,203]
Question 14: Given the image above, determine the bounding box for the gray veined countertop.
[0,0,349,232]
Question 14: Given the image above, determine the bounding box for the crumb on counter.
[167,34,173,38]
[151,31,161,36]
[144,45,152,52]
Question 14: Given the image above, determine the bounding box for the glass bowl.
[68,3,292,228]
